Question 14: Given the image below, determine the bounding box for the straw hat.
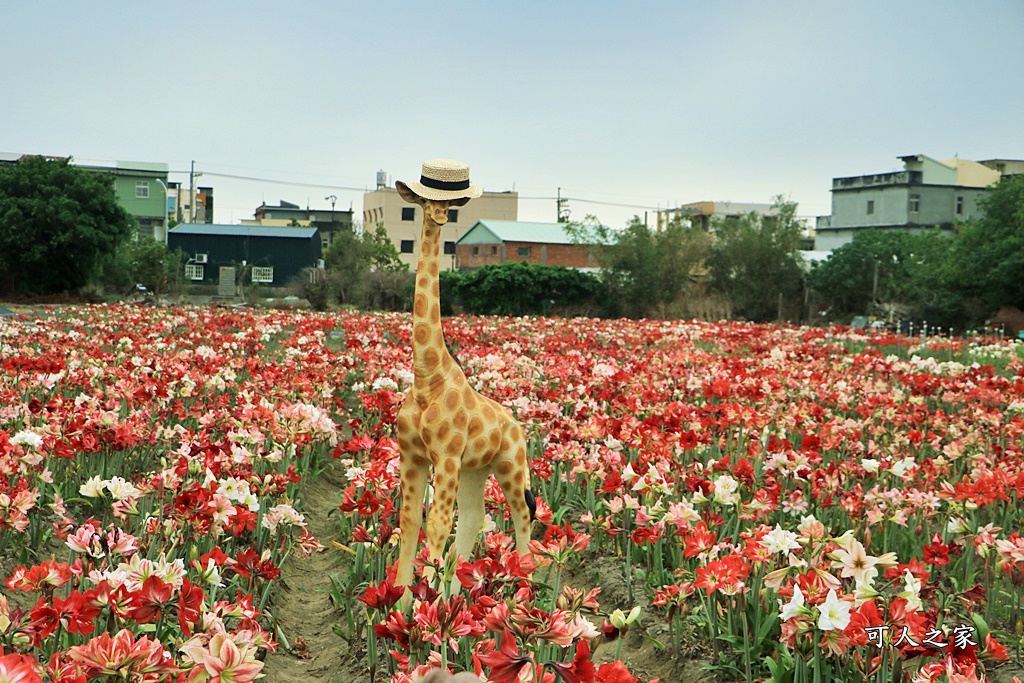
[396,158,483,202]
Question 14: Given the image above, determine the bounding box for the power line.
[173,167,665,211]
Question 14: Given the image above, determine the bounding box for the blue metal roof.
[169,224,319,239]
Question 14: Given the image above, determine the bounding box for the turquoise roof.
[457,220,593,245]
[169,224,318,239]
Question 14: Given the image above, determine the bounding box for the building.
[363,172,518,270]
[72,160,174,241]
[653,201,778,231]
[815,154,1003,252]
[980,159,1024,177]
[167,224,322,290]
[243,199,354,250]
[455,220,603,271]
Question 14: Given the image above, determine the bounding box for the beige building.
[363,182,518,270]
[654,200,777,231]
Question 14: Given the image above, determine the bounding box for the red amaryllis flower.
[131,575,173,624]
[0,652,42,683]
[682,522,717,559]
[546,638,596,683]
[595,660,636,683]
[923,534,950,567]
[476,631,533,683]
[693,554,751,596]
[178,578,205,636]
[357,579,406,611]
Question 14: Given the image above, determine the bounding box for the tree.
[565,214,711,318]
[807,228,951,318]
[322,224,408,306]
[0,156,135,294]
[708,198,806,321]
[943,175,1024,312]
[96,236,188,297]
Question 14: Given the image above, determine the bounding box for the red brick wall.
[456,242,598,269]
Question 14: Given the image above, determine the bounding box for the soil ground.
[262,459,366,683]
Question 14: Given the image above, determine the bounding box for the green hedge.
[439,261,603,316]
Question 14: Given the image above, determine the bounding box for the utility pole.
[557,187,570,223]
[189,160,195,223]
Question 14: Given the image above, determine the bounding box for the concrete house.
[244,199,353,249]
[363,171,518,271]
[455,220,603,271]
[815,155,1003,251]
[168,224,322,290]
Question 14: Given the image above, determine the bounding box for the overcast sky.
[3,2,1022,228]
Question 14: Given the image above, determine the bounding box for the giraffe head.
[397,182,471,226]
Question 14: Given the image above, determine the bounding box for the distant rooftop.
[169,224,318,239]
[458,219,604,245]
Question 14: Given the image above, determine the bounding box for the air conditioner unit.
[195,253,208,264]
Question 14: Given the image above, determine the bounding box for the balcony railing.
[832,170,922,190]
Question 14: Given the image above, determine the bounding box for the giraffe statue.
[393,159,536,594]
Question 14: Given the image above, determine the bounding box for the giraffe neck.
[412,217,453,391]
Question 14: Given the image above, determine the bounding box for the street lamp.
[154,178,170,244]
[325,194,337,246]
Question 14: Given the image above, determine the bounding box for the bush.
[450,261,603,316]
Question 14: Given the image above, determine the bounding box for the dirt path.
[263,460,363,683]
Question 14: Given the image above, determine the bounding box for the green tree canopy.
[944,175,1024,311]
[707,197,806,321]
[0,156,135,294]
[807,228,951,317]
[323,224,407,305]
[565,214,711,318]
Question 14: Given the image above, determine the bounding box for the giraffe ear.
[396,181,424,204]
[448,196,471,207]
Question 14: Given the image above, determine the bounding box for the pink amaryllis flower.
[182,632,264,682]
[68,629,177,679]
[0,653,42,683]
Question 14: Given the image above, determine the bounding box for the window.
[185,264,204,280]
[472,246,479,256]
[449,209,459,223]
[956,196,964,215]
[909,194,920,213]
[518,246,531,257]
[401,240,415,253]
[168,196,176,212]
[402,207,415,221]
[866,200,875,215]
[491,246,498,255]
[443,241,456,255]
[135,181,149,199]
[996,163,1006,173]
[251,267,274,283]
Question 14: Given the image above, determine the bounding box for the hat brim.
[397,180,483,202]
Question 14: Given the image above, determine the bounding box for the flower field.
[2,305,1024,683]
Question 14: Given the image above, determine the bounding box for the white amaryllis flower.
[713,474,740,506]
[609,606,641,629]
[80,476,106,498]
[779,585,806,621]
[817,590,852,631]
[105,476,141,501]
[831,538,879,586]
[761,525,801,555]
[11,430,43,449]
[860,458,880,474]
[899,569,923,611]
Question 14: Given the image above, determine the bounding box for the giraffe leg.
[425,455,460,572]
[495,438,533,558]
[450,468,489,592]
[396,454,428,590]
